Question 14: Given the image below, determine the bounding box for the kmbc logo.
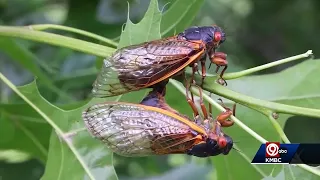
[266,142,280,157]
[265,142,288,163]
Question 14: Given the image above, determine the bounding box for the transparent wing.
[82,103,201,156]
[92,38,204,97]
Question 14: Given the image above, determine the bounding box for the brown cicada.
[83,87,235,157]
[92,25,228,98]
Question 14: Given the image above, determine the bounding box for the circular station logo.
[266,143,279,157]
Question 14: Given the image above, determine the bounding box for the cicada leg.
[188,83,212,128]
[193,84,208,120]
[210,52,228,86]
[183,68,209,125]
[208,94,234,127]
[200,58,206,87]
[216,98,236,127]
[185,80,200,119]
[191,62,200,82]
[193,62,201,76]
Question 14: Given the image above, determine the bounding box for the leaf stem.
[268,115,290,143]
[0,26,115,57]
[0,73,96,180]
[223,50,313,80]
[28,24,118,48]
[199,80,320,119]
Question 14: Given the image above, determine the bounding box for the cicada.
[82,88,235,157]
[92,25,228,98]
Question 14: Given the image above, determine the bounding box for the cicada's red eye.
[218,137,227,148]
[214,32,222,43]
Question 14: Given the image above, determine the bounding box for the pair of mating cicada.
[82,25,236,157]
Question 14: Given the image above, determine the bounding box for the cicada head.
[208,25,226,45]
[178,25,226,49]
[216,134,233,155]
[209,119,233,155]
[186,132,233,157]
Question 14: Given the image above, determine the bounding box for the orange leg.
[210,52,228,86]
[186,80,211,127]
[216,98,236,127]
[195,84,208,120]
[186,82,209,119]
[213,52,228,76]
[185,80,199,118]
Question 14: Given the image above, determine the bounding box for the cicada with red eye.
[82,88,235,157]
[92,25,228,98]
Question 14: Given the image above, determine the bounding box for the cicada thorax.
[177,26,229,85]
[177,26,226,47]
[140,86,179,115]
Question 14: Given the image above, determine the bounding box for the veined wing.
[82,102,205,156]
[92,38,205,97]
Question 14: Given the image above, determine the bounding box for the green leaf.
[0,102,87,163]
[161,0,205,37]
[118,0,162,48]
[0,106,50,162]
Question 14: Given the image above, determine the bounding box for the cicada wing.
[92,58,136,97]
[92,39,204,97]
[82,103,197,156]
[152,133,200,155]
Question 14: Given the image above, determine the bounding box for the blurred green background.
[0,0,319,179]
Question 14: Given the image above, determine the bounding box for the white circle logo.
[266,143,279,156]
